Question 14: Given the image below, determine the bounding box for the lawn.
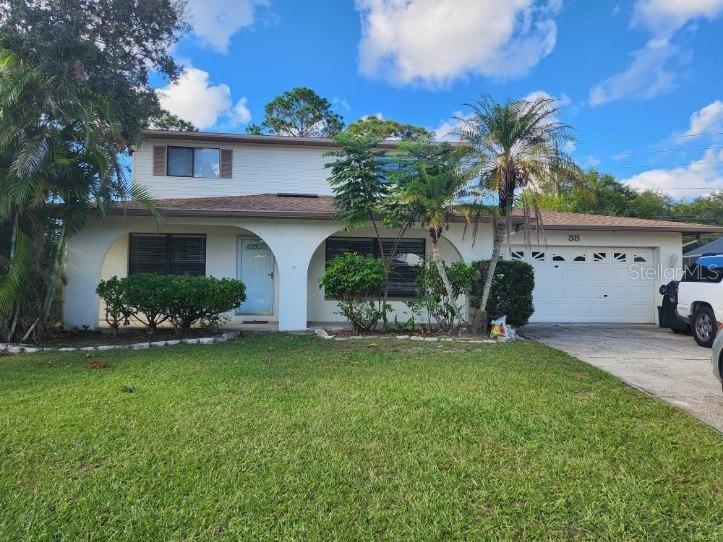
[0,335,720,540]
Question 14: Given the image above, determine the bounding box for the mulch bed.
[328,327,479,339]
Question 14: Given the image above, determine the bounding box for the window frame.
[128,233,207,277]
[166,146,221,179]
[324,236,426,298]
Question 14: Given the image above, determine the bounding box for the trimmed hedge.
[471,260,535,327]
[96,274,246,337]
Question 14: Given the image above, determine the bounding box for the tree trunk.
[41,222,67,323]
[430,234,465,326]
[477,215,507,332]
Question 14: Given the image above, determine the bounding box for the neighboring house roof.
[684,236,723,256]
[521,210,723,233]
[113,194,723,233]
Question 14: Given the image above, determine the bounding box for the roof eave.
[142,129,402,149]
[110,207,337,220]
[540,224,723,233]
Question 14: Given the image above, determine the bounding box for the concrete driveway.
[522,323,722,433]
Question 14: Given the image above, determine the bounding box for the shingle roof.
[516,209,723,233]
[684,236,723,256]
[113,194,723,234]
[117,194,337,218]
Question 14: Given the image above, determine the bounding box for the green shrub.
[123,273,175,334]
[470,259,535,327]
[96,274,246,337]
[96,276,135,335]
[164,276,246,337]
[407,259,477,330]
[319,252,385,331]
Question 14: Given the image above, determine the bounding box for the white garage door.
[510,246,656,323]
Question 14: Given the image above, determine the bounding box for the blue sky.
[157,0,723,199]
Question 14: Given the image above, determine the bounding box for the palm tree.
[0,48,142,342]
[393,141,488,326]
[457,95,579,326]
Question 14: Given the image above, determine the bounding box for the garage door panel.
[513,246,655,324]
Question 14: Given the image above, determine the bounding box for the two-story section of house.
[62,129,723,331]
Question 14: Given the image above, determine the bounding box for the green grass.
[0,335,720,540]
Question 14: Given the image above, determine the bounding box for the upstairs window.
[128,234,206,276]
[167,146,220,178]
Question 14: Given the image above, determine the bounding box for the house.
[683,237,723,268]
[62,130,723,331]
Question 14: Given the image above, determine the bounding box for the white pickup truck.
[677,255,723,347]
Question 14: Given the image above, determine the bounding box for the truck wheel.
[692,306,717,348]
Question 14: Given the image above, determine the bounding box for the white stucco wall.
[65,216,491,330]
[133,139,335,199]
[64,212,684,330]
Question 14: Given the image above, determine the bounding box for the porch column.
[241,220,339,331]
[62,218,130,330]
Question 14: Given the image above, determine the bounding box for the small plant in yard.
[407,260,477,331]
[319,252,385,331]
[96,276,135,335]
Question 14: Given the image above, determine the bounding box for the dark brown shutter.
[152,145,167,176]
[220,149,233,178]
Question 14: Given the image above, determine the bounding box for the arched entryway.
[94,222,282,328]
[306,225,469,326]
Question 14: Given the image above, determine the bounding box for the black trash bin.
[658,281,689,333]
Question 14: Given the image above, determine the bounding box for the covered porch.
[62,212,490,332]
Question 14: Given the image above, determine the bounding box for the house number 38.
[568,234,581,242]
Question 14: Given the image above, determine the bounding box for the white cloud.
[355,0,561,86]
[588,38,678,106]
[333,97,352,111]
[633,0,723,35]
[186,0,268,53]
[523,90,571,108]
[230,98,252,125]
[623,147,723,197]
[612,150,633,161]
[589,1,723,106]
[157,67,251,129]
[585,155,601,167]
[563,140,576,153]
[680,100,723,139]
[432,111,472,142]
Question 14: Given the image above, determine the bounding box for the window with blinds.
[325,237,425,297]
[128,234,206,276]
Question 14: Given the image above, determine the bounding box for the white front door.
[237,238,275,315]
[511,246,656,323]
